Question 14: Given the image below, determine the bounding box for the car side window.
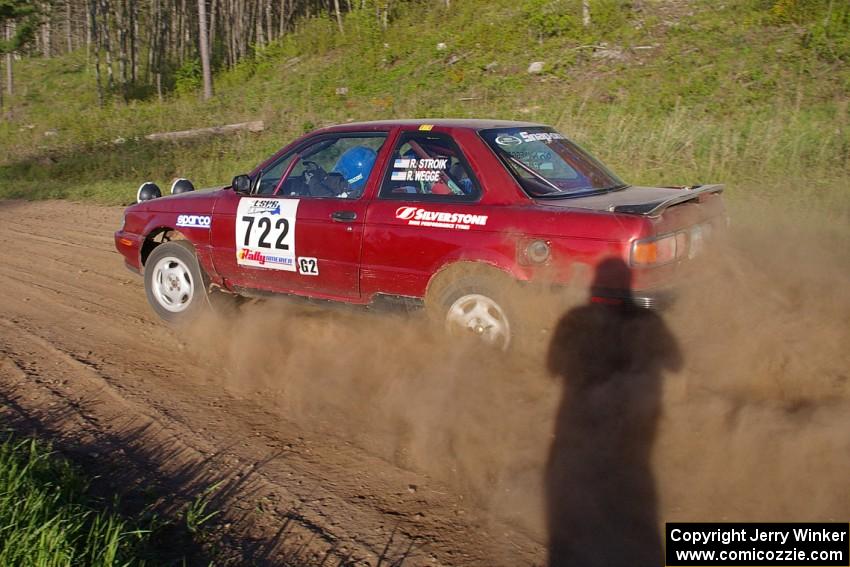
[379,132,480,201]
[275,134,386,199]
[255,154,296,195]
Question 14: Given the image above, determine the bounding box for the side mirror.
[231,174,252,194]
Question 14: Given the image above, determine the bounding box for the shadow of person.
[545,257,682,567]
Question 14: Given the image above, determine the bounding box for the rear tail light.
[631,232,688,267]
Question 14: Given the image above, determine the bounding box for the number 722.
[241,216,290,250]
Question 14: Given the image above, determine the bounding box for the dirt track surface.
[0,200,547,565]
[1,200,849,566]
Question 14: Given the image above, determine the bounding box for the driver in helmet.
[330,146,377,198]
[303,145,377,198]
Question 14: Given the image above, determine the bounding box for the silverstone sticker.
[236,198,299,271]
[297,257,319,276]
[395,206,488,231]
[176,214,211,229]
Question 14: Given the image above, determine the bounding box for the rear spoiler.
[610,184,724,217]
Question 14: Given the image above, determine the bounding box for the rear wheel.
[427,266,519,351]
[144,241,209,323]
[445,293,512,349]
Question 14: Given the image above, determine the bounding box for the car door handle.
[331,210,357,222]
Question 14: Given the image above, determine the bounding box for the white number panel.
[297,257,319,276]
[235,198,299,271]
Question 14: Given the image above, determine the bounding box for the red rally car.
[115,119,725,350]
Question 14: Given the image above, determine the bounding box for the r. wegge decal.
[391,158,448,182]
[395,206,488,230]
[176,214,211,228]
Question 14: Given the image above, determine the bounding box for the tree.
[1,0,39,99]
[196,0,211,98]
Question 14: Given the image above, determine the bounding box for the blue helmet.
[332,146,377,190]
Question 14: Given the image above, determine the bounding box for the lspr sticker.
[235,198,299,271]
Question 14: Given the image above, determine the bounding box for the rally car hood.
[131,186,224,213]
[535,184,723,217]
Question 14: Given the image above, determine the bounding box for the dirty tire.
[427,267,520,351]
[144,240,209,324]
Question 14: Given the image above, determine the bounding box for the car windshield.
[480,127,626,198]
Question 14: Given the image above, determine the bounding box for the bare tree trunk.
[333,0,343,33]
[279,0,285,36]
[209,0,217,47]
[227,0,235,66]
[90,0,104,105]
[265,0,272,42]
[4,52,11,96]
[66,0,73,52]
[131,0,138,82]
[86,0,92,62]
[146,0,156,82]
[183,0,191,65]
[256,0,265,48]
[177,0,185,64]
[100,0,114,90]
[42,1,52,58]
[197,0,213,99]
[5,23,14,96]
[116,0,127,90]
[156,0,166,99]
[582,0,590,27]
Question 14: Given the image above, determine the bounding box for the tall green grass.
[0,435,146,566]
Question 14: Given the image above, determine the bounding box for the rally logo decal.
[235,198,298,271]
[395,206,488,231]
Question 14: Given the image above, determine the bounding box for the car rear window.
[480,127,625,198]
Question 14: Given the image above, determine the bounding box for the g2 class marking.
[298,257,319,276]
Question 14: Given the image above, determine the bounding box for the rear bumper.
[590,286,675,310]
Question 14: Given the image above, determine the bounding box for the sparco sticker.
[235,198,299,271]
[395,206,488,231]
[176,214,211,229]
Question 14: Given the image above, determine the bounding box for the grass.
[0,432,219,566]
[0,0,847,215]
[0,434,145,565]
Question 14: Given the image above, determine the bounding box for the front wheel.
[144,241,209,323]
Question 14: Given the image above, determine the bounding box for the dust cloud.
[185,201,850,545]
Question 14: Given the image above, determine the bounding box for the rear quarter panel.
[360,201,649,299]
